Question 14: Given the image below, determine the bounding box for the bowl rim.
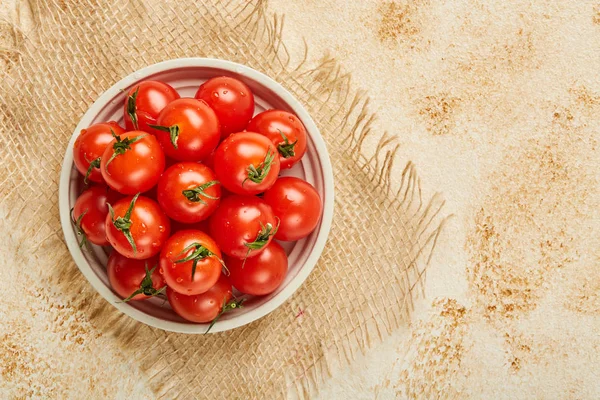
[58,57,334,333]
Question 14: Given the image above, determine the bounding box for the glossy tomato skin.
[100,131,165,195]
[225,241,288,296]
[157,162,221,223]
[194,76,254,137]
[73,122,125,183]
[153,98,220,162]
[159,230,223,295]
[105,195,171,259]
[263,177,322,241]
[167,274,232,323]
[123,81,180,133]
[107,252,164,301]
[72,185,121,246]
[209,195,277,259]
[213,132,280,195]
[247,110,307,169]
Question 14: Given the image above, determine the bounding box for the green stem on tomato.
[148,124,180,149]
[120,263,166,303]
[276,129,297,159]
[127,86,140,130]
[243,148,275,186]
[205,297,245,334]
[107,192,140,254]
[181,181,220,205]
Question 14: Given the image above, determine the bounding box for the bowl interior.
[60,59,333,333]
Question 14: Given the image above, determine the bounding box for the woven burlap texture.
[0,0,446,398]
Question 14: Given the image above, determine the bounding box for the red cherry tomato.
[247,110,308,169]
[107,252,165,301]
[202,148,216,170]
[209,195,277,259]
[73,122,125,183]
[213,132,280,195]
[195,76,254,137]
[170,218,210,234]
[263,177,322,241]
[159,230,223,295]
[167,274,233,324]
[225,241,288,296]
[123,81,180,133]
[100,131,165,195]
[105,194,171,259]
[157,162,221,223]
[71,185,120,246]
[150,98,220,162]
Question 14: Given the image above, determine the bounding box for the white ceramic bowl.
[59,58,334,333]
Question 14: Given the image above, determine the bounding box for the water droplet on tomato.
[159,268,164,274]
[139,249,145,254]
[288,116,295,122]
[213,92,219,98]
[240,92,246,97]
[223,90,228,95]
[158,225,165,233]
[176,277,183,283]
[152,241,160,248]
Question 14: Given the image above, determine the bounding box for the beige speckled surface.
[266,0,600,398]
[2,0,600,398]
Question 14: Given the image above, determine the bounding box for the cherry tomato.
[100,131,165,195]
[213,132,280,195]
[247,110,308,169]
[159,230,223,295]
[170,219,210,234]
[73,122,125,183]
[225,241,288,296]
[105,194,171,259]
[209,195,277,259]
[167,274,234,324]
[195,76,254,137]
[71,185,120,246]
[157,162,221,223]
[263,177,322,241]
[123,80,180,133]
[150,98,220,162]
[202,148,216,170]
[107,252,165,301]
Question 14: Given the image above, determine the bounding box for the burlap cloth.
[0,0,446,398]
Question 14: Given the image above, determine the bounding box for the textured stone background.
[2,0,600,398]
[270,1,600,398]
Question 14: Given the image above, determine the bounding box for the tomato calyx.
[276,129,297,159]
[70,207,88,248]
[174,242,227,280]
[127,86,140,130]
[243,148,276,186]
[242,219,279,266]
[105,130,147,168]
[205,297,245,334]
[83,157,101,185]
[149,124,180,149]
[107,193,139,254]
[121,263,166,302]
[182,181,220,205]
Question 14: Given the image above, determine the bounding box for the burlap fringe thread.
[0,1,448,398]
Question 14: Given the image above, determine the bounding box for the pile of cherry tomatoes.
[71,76,322,331]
